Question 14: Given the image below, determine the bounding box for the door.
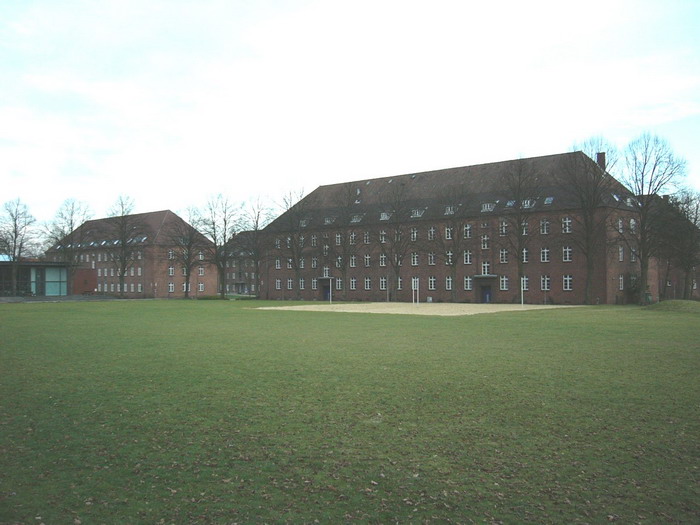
[480,285,492,303]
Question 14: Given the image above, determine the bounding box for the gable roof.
[266,152,632,233]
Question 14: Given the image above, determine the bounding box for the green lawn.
[1,300,699,523]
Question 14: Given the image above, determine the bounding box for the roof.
[265,152,632,233]
[48,210,212,251]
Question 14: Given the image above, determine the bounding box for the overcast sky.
[2,0,699,224]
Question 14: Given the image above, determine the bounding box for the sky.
[1,0,699,225]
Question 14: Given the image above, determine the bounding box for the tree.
[45,199,92,294]
[559,141,620,304]
[163,209,210,298]
[496,158,543,302]
[198,194,240,299]
[375,181,412,301]
[103,196,150,298]
[659,190,700,299]
[620,133,687,304]
[0,199,37,295]
[234,198,274,297]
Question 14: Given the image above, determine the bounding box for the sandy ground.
[256,302,576,316]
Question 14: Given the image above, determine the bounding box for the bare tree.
[163,209,211,298]
[197,194,240,298]
[236,198,274,296]
[659,189,700,299]
[559,143,619,304]
[103,196,150,298]
[621,133,687,303]
[45,199,92,293]
[496,159,543,302]
[0,199,37,295]
[376,181,412,301]
[270,190,311,300]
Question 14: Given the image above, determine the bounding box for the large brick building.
[46,210,218,298]
[260,152,697,304]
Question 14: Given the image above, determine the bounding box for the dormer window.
[350,214,363,223]
[544,196,554,205]
[444,205,455,215]
[324,217,335,225]
[506,200,516,208]
[299,219,308,228]
[522,199,534,208]
[481,203,495,212]
[380,212,392,221]
[411,208,425,218]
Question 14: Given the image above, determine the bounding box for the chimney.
[596,152,606,171]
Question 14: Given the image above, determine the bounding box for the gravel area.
[257,302,576,316]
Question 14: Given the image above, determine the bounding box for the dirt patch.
[256,302,576,316]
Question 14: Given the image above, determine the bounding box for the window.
[617,218,624,233]
[323,266,330,278]
[287,278,293,290]
[618,245,624,262]
[299,278,305,290]
[168,266,174,276]
[275,238,281,249]
[481,234,490,249]
[198,266,204,276]
[445,276,453,291]
[299,257,305,269]
[363,231,370,244]
[481,203,495,212]
[349,231,357,245]
[380,230,387,243]
[335,256,342,268]
[563,274,573,291]
[275,258,281,270]
[631,250,637,263]
[499,249,508,264]
[445,251,453,265]
[481,261,491,275]
[379,276,387,290]
[198,251,204,261]
[380,212,391,221]
[563,246,573,262]
[312,278,318,290]
[629,218,637,233]
[619,274,624,291]
[562,216,572,234]
[428,276,436,290]
[287,258,293,269]
[410,227,418,241]
[168,250,174,260]
[521,221,529,236]
[98,268,102,277]
[323,245,329,256]
[379,253,387,267]
[351,214,363,224]
[336,278,343,290]
[499,220,507,236]
[521,248,529,263]
[182,267,187,276]
[428,252,436,265]
[540,219,550,235]
[463,250,472,265]
[397,277,403,290]
[364,254,371,267]
[463,224,472,238]
[168,282,175,293]
[411,252,419,266]
[522,199,534,209]
[364,277,371,290]
[540,247,550,263]
[464,276,473,291]
[137,267,142,276]
[540,275,551,291]
[311,235,317,247]
[411,208,425,218]
[350,277,357,290]
[445,227,453,240]
[312,257,318,269]
[521,275,529,291]
[182,283,190,292]
[138,283,142,293]
[335,233,342,245]
[500,275,509,291]
[324,217,335,225]
[198,283,205,292]
[350,255,357,268]
[445,205,455,215]
[428,227,436,241]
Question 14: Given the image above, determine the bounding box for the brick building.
[46,210,218,298]
[260,152,697,304]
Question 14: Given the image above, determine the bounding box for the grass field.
[1,300,699,523]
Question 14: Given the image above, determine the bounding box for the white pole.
[520,276,524,306]
[329,278,333,304]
